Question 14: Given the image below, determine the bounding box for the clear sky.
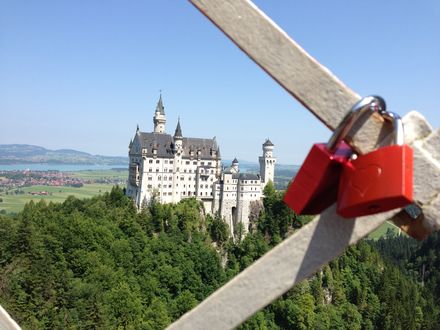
[1,1,439,164]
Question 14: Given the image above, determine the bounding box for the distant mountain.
[0,144,128,165]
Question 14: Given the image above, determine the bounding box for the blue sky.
[1,1,439,164]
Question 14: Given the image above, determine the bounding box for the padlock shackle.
[380,111,404,146]
[327,96,386,152]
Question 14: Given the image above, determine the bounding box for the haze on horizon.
[1,1,439,164]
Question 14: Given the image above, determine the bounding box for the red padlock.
[283,96,385,215]
[337,111,413,218]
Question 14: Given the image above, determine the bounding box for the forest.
[1,184,440,329]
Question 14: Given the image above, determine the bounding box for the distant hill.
[0,144,128,165]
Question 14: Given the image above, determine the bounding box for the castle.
[126,95,276,234]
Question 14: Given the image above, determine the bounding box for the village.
[0,170,123,192]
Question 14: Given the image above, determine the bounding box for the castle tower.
[259,139,276,188]
[153,94,166,133]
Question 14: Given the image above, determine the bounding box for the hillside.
[0,144,128,165]
[0,185,439,328]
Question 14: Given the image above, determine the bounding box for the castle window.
[170,160,174,164]
[149,169,152,172]
[169,176,172,180]
[148,176,152,181]
[148,184,152,188]
[241,194,243,197]
[156,160,160,164]
[183,192,186,195]
[208,162,212,166]
[201,162,205,165]
[169,169,172,173]
[168,192,172,196]
[149,160,153,163]
[156,168,159,172]
[184,169,187,173]
[169,184,172,188]
[158,184,161,188]
[193,161,197,165]
[186,161,190,164]
[158,176,161,180]
[211,192,213,195]
[165,160,168,164]
[164,177,167,181]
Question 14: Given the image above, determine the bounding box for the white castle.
[126,95,276,234]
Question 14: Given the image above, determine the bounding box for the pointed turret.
[173,118,183,154]
[174,118,183,139]
[156,94,165,115]
[153,93,166,133]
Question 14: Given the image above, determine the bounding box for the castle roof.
[231,173,260,181]
[263,139,274,147]
[156,94,165,115]
[138,132,174,158]
[181,137,218,159]
[174,119,183,138]
[232,158,239,164]
[135,132,219,160]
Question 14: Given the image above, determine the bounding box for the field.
[0,169,128,214]
[70,169,128,181]
[0,184,117,213]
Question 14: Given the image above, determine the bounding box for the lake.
[0,164,128,172]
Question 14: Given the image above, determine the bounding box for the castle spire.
[156,93,165,115]
[174,117,183,138]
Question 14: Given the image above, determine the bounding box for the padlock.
[337,110,413,218]
[283,96,385,215]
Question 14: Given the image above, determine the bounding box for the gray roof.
[174,120,183,138]
[182,137,219,159]
[263,139,274,147]
[238,173,260,181]
[156,95,165,115]
[134,132,219,160]
[231,173,260,180]
[138,132,174,158]
[232,158,239,164]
